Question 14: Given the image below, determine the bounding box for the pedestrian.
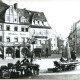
[71,50,76,60]
[30,53,33,63]
[30,50,35,63]
[46,48,48,58]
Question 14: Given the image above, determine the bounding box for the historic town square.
[0,0,80,79]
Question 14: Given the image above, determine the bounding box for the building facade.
[49,30,58,52]
[68,20,80,54]
[0,1,52,59]
[29,11,51,56]
[0,3,30,59]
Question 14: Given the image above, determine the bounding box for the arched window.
[21,48,28,56]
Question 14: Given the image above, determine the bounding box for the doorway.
[15,47,20,58]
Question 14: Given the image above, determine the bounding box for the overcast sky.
[2,0,80,39]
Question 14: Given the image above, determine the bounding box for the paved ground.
[0,53,80,79]
[29,74,80,80]
[19,69,80,79]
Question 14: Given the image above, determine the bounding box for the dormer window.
[38,13,40,16]
[29,12,31,15]
[21,16,26,23]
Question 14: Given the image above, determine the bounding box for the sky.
[2,0,80,39]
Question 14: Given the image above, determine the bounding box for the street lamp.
[45,30,48,57]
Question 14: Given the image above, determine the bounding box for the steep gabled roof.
[0,1,9,22]
[0,1,9,13]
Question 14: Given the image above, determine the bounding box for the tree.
[57,37,64,54]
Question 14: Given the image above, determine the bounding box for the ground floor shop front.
[0,45,31,59]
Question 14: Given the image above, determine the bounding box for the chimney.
[14,3,18,9]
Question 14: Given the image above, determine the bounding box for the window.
[0,36,2,42]
[6,37,10,42]
[15,18,17,21]
[73,35,75,38]
[33,20,35,24]
[54,44,55,47]
[35,40,37,44]
[25,28,28,32]
[39,40,41,44]
[0,25,2,30]
[38,13,40,16]
[21,16,27,23]
[25,38,27,42]
[7,16,10,21]
[14,27,18,31]
[6,25,10,31]
[33,29,35,34]
[22,37,25,42]
[42,21,44,25]
[6,47,12,57]
[21,28,24,32]
[39,31,41,34]
[38,21,39,24]
[14,37,18,42]
[42,40,45,44]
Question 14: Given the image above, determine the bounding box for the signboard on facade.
[8,33,26,35]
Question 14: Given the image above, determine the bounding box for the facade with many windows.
[0,1,52,59]
[29,11,51,56]
[68,20,80,54]
[0,2,30,59]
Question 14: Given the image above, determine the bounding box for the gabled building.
[0,3,30,59]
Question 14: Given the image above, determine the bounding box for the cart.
[0,58,39,79]
[52,60,80,72]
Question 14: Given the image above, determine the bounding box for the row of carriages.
[0,58,39,79]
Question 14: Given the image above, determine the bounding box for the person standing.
[71,50,76,60]
[30,51,34,63]
[46,48,48,58]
